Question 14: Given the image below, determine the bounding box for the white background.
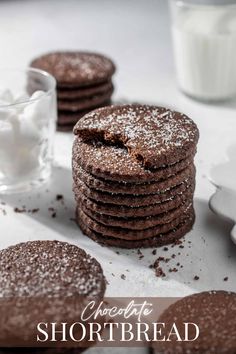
[0,1,236,352]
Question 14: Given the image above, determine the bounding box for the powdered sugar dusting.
[158,291,236,353]
[0,240,105,298]
[73,138,152,178]
[31,52,115,85]
[74,105,199,168]
[73,137,195,183]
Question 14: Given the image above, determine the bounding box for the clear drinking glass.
[169,0,236,102]
[0,68,57,193]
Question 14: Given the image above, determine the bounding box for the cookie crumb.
[169,267,178,273]
[30,208,39,214]
[173,239,183,246]
[14,207,26,213]
[56,194,64,201]
[48,207,57,218]
[155,267,166,278]
[137,249,144,260]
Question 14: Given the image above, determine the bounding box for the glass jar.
[169,0,236,102]
[0,68,57,193]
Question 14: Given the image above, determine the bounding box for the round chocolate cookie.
[74,189,193,218]
[78,200,193,230]
[30,52,116,86]
[58,87,113,111]
[73,176,195,207]
[58,100,111,126]
[77,211,195,248]
[73,137,197,183]
[58,110,92,125]
[0,241,105,352]
[0,240,105,297]
[73,105,199,169]
[73,162,195,195]
[57,81,113,100]
[77,205,194,240]
[154,291,236,354]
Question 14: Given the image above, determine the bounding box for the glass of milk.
[0,68,56,193]
[169,0,236,102]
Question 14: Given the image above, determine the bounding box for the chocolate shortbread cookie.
[74,105,199,169]
[58,100,111,126]
[0,240,105,298]
[74,177,194,207]
[73,162,195,195]
[77,205,194,240]
[58,110,92,125]
[154,291,236,354]
[77,212,195,248]
[73,137,196,183]
[78,199,193,230]
[74,190,192,218]
[57,81,113,100]
[30,52,116,87]
[58,88,113,111]
[0,241,105,351]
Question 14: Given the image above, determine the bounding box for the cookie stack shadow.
[30,51,116,131]
[72,105,199,248]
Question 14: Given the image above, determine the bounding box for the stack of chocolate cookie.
[72,105,199,248]
[30,51,116,131]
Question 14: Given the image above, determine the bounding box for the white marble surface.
[0,1,236,352]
